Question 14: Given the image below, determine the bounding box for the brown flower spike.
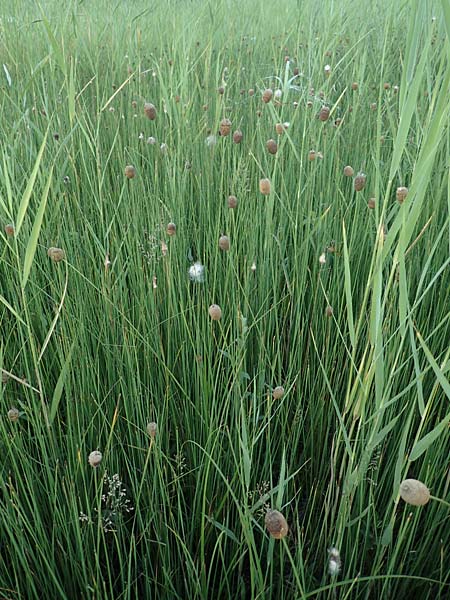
[265,509,289,539]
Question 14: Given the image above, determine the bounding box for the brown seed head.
[265,509,289,539]
[383,82,391,90]
[351,82,358,91]
[147,422,157,438]
[217,86,225,95]
[266,139,278,155]
[125,165,136,179]
[7,407,19,422]
[343,165,354,177]
[88,450,103,468]
[233,130,243,144]
[248,88,255,96]
[399,479,430,506]
[354,173,366,192]
[227,195,238,209]
[218,235,230,251]
[368,198,376,209]
[275,123,284,136]
[167,222,177,236]
[396,186,408,204]
[262,89,273,103]
[259,178,271,195]
[319,106,330,121]
[47,247,65,262]
[325,305,334,317]
[4,223,15,237]
[208,304,222,321]
[273,386,285,400]
[308,150,318,161]
[219,118,232,136]
[144,102,157,120]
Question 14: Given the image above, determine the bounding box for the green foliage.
[0,0,449,598]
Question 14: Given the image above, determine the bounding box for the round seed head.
[248,88,255,96]
[370,102,377,111]
[354,173,366,192]
[219,118,232,136]
[343,165,354,177]
[147,422,157,438]
[88,450,102,468]
[218,235,230,251]
[319,106,330,121]
[368,198,376,209]
[233,130,243,144]
[259,178,271,195]
[396,186,408,204]
[217,86,225,95]
[272,386,285,400]
[293,67,299,76]
[4,223,15,237]
[266,139,278,155]
[383,82,391,90]
[47,247,65,262]
[308,149,317,161]
[393,85,399,94]
[167,222,177,236]
[325,305,334,317]
[265,509,289,539]
[275,123,284,136]
[144,102,157,120]
[7,407,19,422]
[208,304,222,321]
[124,165,136,179]
[306,100,313,108]
[262,88,273,103]
[227,195,238,208]
[399,479,430,506]
[351,82,358,91]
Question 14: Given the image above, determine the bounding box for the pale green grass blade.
[342,221,355,350]
[15,128,49,235]
[22,165,53,289]
[49,339,76,426]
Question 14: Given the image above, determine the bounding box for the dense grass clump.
[0,0,449,598]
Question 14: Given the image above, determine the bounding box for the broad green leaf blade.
[0,294,25,326]
[49,340,76,425]
[22,166,53,289]
[409,414,450,462]
[16,128,49,235]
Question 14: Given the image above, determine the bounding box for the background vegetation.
[0,0,449,597]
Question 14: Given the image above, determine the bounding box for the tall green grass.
[0,0,449,598]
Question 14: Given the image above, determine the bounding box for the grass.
[0,0,449,598]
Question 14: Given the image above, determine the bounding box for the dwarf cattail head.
[325,305,334,317]
[319,106,330,121]
[47,247,65,262]
[248,88,255,96]
[351,82,358,91]
[266,139,278,155]
[265,509,288,539]
[233,130,243,144]
[354,173,366,192]
[7,407,19,422]
[368,197,376,209]
[167,222,176,236]
[147,422,157,438]
[88,450,102,468]
[383,82,391,90]
[275,123,284,136]
[396,187,408,204]
[227,195,238,208]
[262,89,273,103]
[219,118,232,136]
[144,102,157,120]
[343,165,354,177]
[217,86,225,95]
[272,386,285,400]
[218,235,230,251]
[399,479,430,506]
[4,223,15,237]
[125,165,136,179]
[308,149,318,161]
[306,100,313,108]
[208,304,222,320]
[259,178,271,195]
